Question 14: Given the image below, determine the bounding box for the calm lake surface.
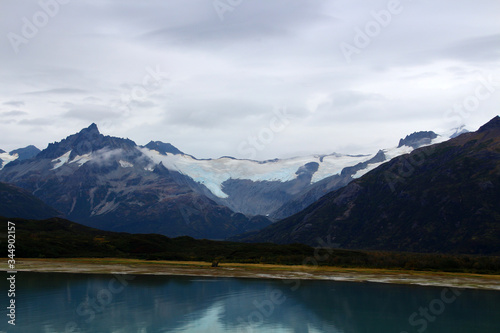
[1,272,499,333]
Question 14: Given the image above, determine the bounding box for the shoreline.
[3,258,500,291]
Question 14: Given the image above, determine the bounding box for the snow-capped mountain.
[234,116,500,255]
[138,129,451,218]
[0,123,456,238]
[0,145,40,169]
[0,124,271,238]
[0,151,17,169]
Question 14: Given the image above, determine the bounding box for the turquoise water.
[1,272,499,332]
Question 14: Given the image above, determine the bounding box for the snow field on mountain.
[0,152,18,169]
[24,131,452,200]
[141,148,377,198]
[352,136,446,179]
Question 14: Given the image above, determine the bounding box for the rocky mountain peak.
[398,131,438,148]
[81,122,100,134]
[9,145,41,160]
[478,115,500,133]
[37,123,136,160]
[145,141,184,155]
[450,126,470,139]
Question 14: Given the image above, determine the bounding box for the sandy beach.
[3,258,500,291]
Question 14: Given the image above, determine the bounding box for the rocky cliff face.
[398,131,438,148]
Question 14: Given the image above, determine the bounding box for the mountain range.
[234,116,500,255]
[0,124,447,226]
[0,124,271,239]
[0,145,40,168]
[1,116,497,254]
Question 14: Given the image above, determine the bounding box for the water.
[1,272,499,332]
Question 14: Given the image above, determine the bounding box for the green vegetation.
[2,217,500,275]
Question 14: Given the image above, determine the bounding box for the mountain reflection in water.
[2,272,499,333]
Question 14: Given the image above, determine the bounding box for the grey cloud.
[3,101,25,107]
[18,118,55,126]
[163,99,271,128]
[23,88,88,95]
[399,34,500,66]
[128,100,158,109]
[140,0,329,46]
[441,34,500,62]
[388,33,500,68]
[63,105,122,122]
[0,0,499,159]
[1,110,28,117]
[330,91,385,108]
[308,91,386,117]
[90,148,124,166]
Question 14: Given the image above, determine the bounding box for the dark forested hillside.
[235,116,500,255]
[0,182,60,219]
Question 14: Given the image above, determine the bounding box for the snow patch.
[352,133,453,179]
[0,152,19,169]
[119,160,133,168]
[352,161,384,179]
[51,151,72,170]
[92,199,120,216]
[70,153,92,166]
[51,151,93,169]
[311,154,372,183]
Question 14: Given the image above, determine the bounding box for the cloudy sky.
[1,0,499,159]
